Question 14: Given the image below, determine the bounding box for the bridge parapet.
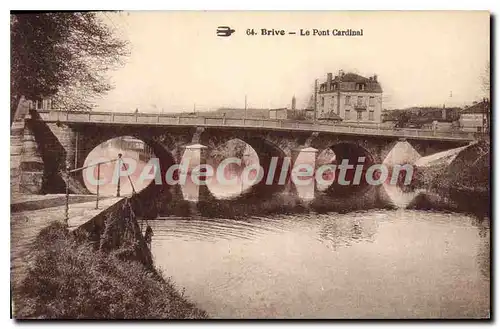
[35,109,481,142]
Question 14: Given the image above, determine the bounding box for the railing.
[63,154,135,225]
[36,109,483,142]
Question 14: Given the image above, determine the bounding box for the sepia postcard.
[10,11,490,319]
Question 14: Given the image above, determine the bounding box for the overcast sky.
[96,11,490,113]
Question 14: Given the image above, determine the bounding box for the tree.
[11,12,129,116]
[394,111,410,128]
[480,61,490,99]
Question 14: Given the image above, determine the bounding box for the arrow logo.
[217,26,235,37]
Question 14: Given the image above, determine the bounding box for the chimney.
[327,73,333,83]
[373,74,378,82]
[291,95,296,110]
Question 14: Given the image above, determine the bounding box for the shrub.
[15,222,208,319]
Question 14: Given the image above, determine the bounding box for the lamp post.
[244,95,248,120]
[313,79,318,123]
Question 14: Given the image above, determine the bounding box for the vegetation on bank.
[414,140,490,194]
[14,221,208,319]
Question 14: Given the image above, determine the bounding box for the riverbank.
[13,221,208,319]
[413,140,490,196]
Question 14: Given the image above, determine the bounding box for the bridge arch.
[204,137,260,199]
[317,142,376,197]
[77,130,187,218]
[204,134,291,201]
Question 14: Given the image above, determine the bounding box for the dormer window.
[333,83,338,91]
[356,83,366,91]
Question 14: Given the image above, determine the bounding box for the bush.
[15,222,208,319]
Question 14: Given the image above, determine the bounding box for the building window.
[369,96,375,106]
[321,96,324,107]
[330,96,336,111]
[356,84,365,91]
[369,110,374,121]
[345,95,351,105]
[357,111,362,120]
[345,109,351,120]
[357,96,363,106]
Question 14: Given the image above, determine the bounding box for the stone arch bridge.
[13,109,476,217]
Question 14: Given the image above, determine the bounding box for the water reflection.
[382,182,422,209]
[476,219,490,279]
[317,212,379,250]
[407,189,490,218]
[145,209,490,318]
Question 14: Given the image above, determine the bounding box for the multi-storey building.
[316,71,383,123]
[459,99,490,133]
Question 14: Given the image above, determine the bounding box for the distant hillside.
[382,106,461,128]
[176,108,270,119]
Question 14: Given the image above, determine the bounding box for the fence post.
[116,154,122,197]
[95,163,101,209]
[65,165,70,225]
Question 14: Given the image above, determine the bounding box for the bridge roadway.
[36,109,479,142]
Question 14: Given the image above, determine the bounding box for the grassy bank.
[414,140,490,194]
[14,221,208,319]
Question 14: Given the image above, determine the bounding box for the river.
[144,208,490,319]
[87,139,490,318]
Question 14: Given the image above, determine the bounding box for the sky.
[95,11,490,113]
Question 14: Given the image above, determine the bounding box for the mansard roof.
[319,72,383,93]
